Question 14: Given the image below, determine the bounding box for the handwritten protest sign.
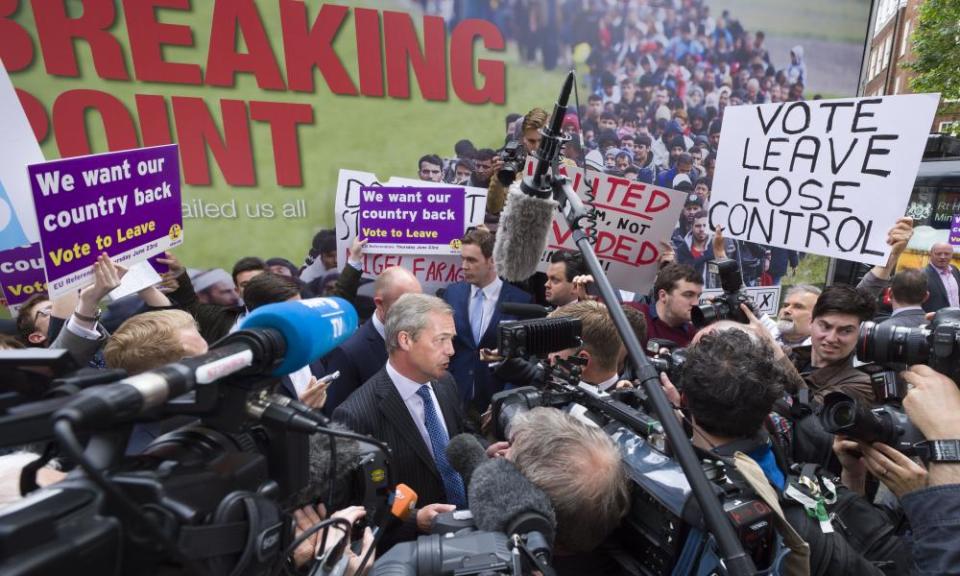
[359,186,465,255]
[0,243,46,314]
[335,170,486,293]
[538,161,687,293]
[28,145,184,299]
[0,63,44,250]
[711,94,939,266]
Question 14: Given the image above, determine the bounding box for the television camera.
[0,298,395,576]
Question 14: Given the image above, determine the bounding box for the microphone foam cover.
[493,185,558,282]
[446,433,488,488]
[242,297,358,375]
[469,457,556,544]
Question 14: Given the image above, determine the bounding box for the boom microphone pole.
[527,72,758,576]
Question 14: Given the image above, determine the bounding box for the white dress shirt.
[470,277,503,341]
[386,360,449,458]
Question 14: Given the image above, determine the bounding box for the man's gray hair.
[384,293,453,354]
[509,407,629,553]
[785,284,821,299]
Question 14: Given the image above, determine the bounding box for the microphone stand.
[509,70,754,575]
[541,147,757,576]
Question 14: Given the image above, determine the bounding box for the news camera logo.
[0,181,29,252]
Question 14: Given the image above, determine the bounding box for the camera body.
[858,307,960,381]
[691,259,756,328]
[496,140,525,186]
[646,339,689,386]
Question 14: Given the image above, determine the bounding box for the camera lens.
[820,392,893,445]
[691,301,729,328]
[857,322,929,365]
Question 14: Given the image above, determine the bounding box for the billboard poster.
[2,0,873,300]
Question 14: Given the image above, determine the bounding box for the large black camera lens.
[691,300,730,328]
[820,392,891,444]
[857,321,929,366]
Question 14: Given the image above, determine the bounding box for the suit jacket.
[50,321,109,367]
[442,280,533,410]
[332,367,468,547]
[318,319,387,416]
[879,308,927,328]
[923,263,960,313]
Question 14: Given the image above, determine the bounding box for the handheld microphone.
[493,71,575,282]
[468,458,556,554]
[446,433,488,489]
[53,298,357,430]
[241,298,358,375]
[499,302,552,319]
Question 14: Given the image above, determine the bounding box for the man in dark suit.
[923,242,960,313]
[880,268,929,328]
[442,228,532,412]
[320,266,422,415]
[333,293,469,544]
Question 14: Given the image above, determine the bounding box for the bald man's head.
[373,267,422,321]
[930,243,955,271]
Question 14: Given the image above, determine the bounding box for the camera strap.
[19,441,58,496]
[782,464,837,535]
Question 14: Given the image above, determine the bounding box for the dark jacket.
[318,318,387,416]
[902,484,960,575]
[442,280,532,410]
[923,263,960,313]
[878,308,927,328]
[332,367,468,548]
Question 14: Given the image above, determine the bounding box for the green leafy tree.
[906,0,960,135]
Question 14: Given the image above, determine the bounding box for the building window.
[869,49,878,79]
[894,75,901,94]
[882,36,892,70]
[901,19,911,56]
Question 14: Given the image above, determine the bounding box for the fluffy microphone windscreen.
[468,458,556,544]
[493,185,558,282]
[446,433,488,489]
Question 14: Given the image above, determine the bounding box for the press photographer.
[662,322,910,574]
[487,108,548,216]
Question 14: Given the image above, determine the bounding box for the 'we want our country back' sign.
[711,94,938,266]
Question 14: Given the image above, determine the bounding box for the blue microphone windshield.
[241,297,358,375]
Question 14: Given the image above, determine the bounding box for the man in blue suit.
[320,266,422,415]
[442,228,532,413]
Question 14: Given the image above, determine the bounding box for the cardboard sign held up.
[711,94,939,266]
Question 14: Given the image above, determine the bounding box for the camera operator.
[548,301,623,392]
[625,263,703,350]
[665,324,910,574]
[545,250,588,308]
[507,407,629,574]
[487,107,548,215]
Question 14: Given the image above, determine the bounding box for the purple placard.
[358,186,465,255]
[951,215,960,248]
[0,242,47,314]
[28,144,183,298]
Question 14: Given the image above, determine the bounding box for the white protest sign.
[711,94,939,266]
[335,170,487,293]
[0,62,44,249]
[535,161,687,294]
[700,285,782,317]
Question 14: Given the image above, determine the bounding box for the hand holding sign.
[711,94,938,266]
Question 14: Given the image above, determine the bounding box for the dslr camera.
[496,140,525,186]
[857,307,960,381]
[819,368,925,456]
[691,258,756,328]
